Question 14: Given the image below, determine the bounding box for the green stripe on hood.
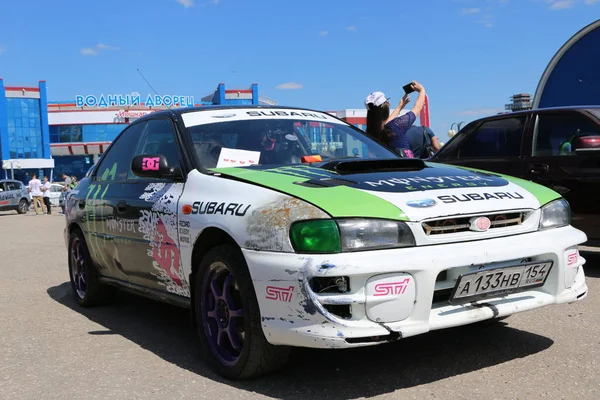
[445,163,562,207]
[211,167,408,221]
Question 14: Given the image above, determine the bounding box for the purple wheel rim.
[200,262,245,366]
[70,237,87,299]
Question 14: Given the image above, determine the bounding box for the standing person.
[61,173,72,190]
[28,173,46,215]
[41,176,52,215]
[406,124,441,159]
[364,80,427,157]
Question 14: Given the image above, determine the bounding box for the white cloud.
[178,0,194,7]
[80,48,99,56]
[547,0,574,9]
[457,108,501,116]
[80,43,120,56]
[461,7,482,13]
[584,0,600,4]
[96,43,119,51]
[0,46,5,55]
[276,82,303,90]
[319,30,329,36]
[346,25,357,32]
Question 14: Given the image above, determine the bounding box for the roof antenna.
[136,68,175,113]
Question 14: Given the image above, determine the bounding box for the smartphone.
[403,83,415,95]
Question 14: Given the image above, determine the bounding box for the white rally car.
[64,106,588,380]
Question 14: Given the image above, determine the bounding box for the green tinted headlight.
[290,220,341,253]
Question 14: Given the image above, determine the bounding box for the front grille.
[422,212,527,236]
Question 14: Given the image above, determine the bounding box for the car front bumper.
[242,225,588,349]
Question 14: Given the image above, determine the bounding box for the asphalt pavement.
[0,211,598,400]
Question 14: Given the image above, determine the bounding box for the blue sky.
[0,0,598,138]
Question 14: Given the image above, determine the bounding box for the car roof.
[473,105,600,121]
[0,179,21,183]
[132,104,336,123]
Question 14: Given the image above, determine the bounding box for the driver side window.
[128,118,182,179]
[95,123,144,182]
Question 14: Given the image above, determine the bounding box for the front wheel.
[194,244,291,380]
[17,199,28,214]
[68,230,114,306]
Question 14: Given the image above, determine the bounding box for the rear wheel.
[68,230,114,306]
[17,199,28,214]
[194,244,291,380]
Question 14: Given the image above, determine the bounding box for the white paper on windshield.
[216,148,261,168]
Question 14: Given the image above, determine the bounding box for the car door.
[114,117,188,296]
[82,121,145,283]
[525,109,600,244]
[1,181,21,209]
[0,182,10,210]
[432,115,529,179]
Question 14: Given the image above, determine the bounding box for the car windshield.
[186,113,398,169]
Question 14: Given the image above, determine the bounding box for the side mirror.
[131,154,181,179]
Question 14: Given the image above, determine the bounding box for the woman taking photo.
[364,80,427,157]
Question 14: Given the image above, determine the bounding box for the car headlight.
[289,219,415,253]
[539,199,570,230]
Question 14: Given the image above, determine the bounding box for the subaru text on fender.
[64,106,588,380]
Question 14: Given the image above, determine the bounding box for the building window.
[6,98,42,159]
[49,124,128,143]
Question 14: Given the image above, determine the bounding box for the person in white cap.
[364,80,427,157]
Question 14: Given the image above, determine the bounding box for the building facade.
[505,93,532,112]
[0,79,54,182]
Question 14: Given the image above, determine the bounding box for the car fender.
[176,170,330,284]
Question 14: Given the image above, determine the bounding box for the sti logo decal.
[191,201,251,216]
[406,198,437,208]
[373,278,411,296]
[266,285,295,302]
[437,192,524,203]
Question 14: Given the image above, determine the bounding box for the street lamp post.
[448,121,465,138]
[2,160,22,180]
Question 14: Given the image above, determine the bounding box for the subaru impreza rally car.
[64,105,588,380]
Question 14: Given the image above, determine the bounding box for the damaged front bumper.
[243,225,588,349]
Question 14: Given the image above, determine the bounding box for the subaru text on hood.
[64,105,588,380]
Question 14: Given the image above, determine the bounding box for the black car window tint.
[129,118,182,177]
[95,123,145,182]
[533,113,600,156]
[458,117,525,158]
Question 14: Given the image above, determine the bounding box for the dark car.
[0,179,30,214]
[430,106,600,247]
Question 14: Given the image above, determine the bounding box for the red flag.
[420,94,430,127]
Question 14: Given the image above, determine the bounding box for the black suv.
[431,106,600,247]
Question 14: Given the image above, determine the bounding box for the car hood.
[210,160,561,222]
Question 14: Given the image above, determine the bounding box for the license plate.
[449,261,553,304]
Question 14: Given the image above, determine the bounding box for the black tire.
[194,244,291,380]
[68,229,114,307]
[16,199,28,214]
